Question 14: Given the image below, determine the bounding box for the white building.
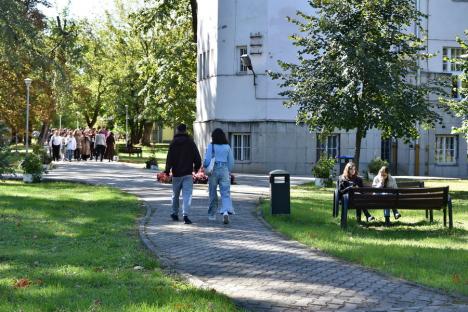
[194,0,468,177]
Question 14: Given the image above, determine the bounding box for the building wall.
[195,0,468,177]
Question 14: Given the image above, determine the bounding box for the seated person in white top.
[372,166,401,224]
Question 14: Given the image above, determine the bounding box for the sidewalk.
[46,161,467,312]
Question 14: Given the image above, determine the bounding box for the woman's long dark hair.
[211,128,229,145]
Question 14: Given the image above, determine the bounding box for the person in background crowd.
[203,128,235,224]
[105,132,115,162]
[73,130,82,161]
[81,130,91,161]
[90,128,96,160]
[65,131,76,161]
[164,124,202,225]
[60,129,67,161]
[49,130,62,162]
[94,129,107,162]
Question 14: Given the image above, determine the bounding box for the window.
[237,46,248,73]
[443,47,465,72]
[317,134,340,159]
[451,75,467,99]
[435,135,457,164]
[202,52,206,79]
[198,53,202,80]
[231,133,251,161]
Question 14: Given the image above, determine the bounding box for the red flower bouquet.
[193,170,209,184]
[156,172,172,183]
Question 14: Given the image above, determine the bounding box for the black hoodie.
[164,133,202,177]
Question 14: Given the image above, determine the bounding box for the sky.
[39,0,142,20]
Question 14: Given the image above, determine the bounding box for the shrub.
[368,157,389,174]
[20,154,43,182]
[313,154,336,179]
[0,146,14,180]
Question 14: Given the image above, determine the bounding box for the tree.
[272,0,444,167]
[133,0,197,130]
[441,32,468,137]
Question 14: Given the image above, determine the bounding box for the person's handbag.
[205,144,215,176]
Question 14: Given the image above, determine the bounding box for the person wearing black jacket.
[338,162,375,222]
[165,124,202,224]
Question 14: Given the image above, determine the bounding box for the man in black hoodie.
[165,124,202,224]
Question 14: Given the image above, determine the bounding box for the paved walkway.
[46,161,467,312]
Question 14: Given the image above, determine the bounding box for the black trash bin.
[269,170,290,215]
[335,155,354,174]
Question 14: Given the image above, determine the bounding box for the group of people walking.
[48,127,116,162]
[164,124,235,225]
[338,162,401,224]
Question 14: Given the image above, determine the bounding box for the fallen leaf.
[14,278,30,288]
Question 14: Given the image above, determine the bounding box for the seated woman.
[372,166,401,224]
[339,162,375,222]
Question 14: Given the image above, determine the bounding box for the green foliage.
[20,153,43,180]
[313,153,336,179]
[440,31,468,137]
[32,144,52,164]
[0,146,14,179]
[271,0,445,165]
[367,157,389,174]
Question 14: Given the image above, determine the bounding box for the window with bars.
[231,133,251,161]
[435,135,457,165]
[316,134,340,160]
[237,46,248,73]
[443,47,465,72]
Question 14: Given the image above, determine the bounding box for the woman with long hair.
[372,166,401,224]
[339,162,375,222]
[203,128,235,224]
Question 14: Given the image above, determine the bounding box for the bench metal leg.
[333,192,337,217]
[429,210,434,223]
[443,209,447,227]
[356,209,362,223]
[341,195,349,229]
[448,196,453,229]
[425,210,429,219]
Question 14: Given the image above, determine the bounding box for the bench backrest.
[347,187,448,210]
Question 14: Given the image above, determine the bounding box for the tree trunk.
[189,0,197,43]
[141,121,153,146]
[354,127,364,171]
[130,120,145,145]
[38,123,49,144]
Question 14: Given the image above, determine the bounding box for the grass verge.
[0,181,238,311]
[261,179,468,296]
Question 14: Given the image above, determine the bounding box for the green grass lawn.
[117,143,168,171]
[261,179,468,296]
[0,181,239,312]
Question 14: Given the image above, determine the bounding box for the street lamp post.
[76,112,79,129]
[59,114,62,129]
[125,104,129,144]
[24,78,32,154]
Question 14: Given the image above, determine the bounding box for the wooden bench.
[333,180,424,218]
[118,146,143,157]
[340,187,453,229]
